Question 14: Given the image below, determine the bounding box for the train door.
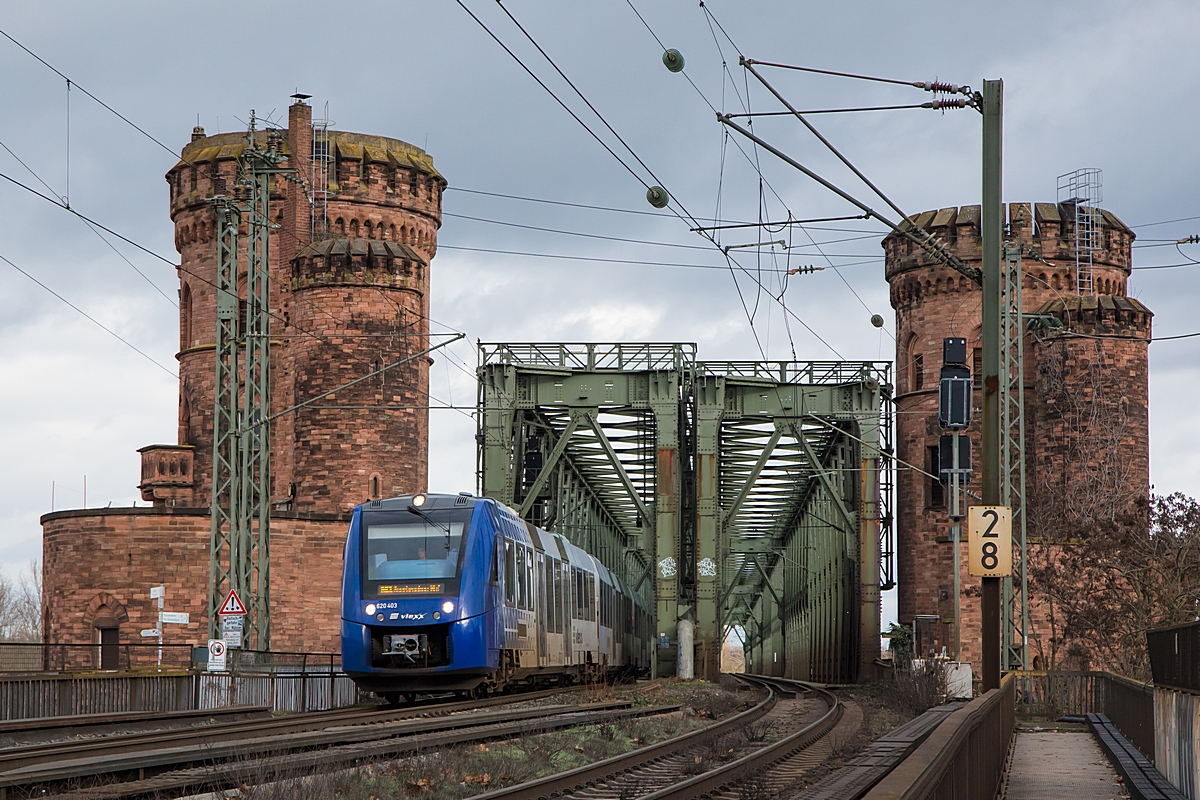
[536,552,547,667]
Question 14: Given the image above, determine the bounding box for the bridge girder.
[478,344,891,683]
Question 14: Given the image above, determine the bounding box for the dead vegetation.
[216,679,748,800]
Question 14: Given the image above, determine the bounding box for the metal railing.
[1148,619,1200,694]
[863,673,1016,800]
[697,359,892,386]
[0,642,196,672]
[0,642,358,719]
[1012,670,1154,760]
[480,342,697,372]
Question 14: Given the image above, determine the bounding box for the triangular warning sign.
[218,589,247,615]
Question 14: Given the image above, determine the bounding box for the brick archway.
[85,592,129,629]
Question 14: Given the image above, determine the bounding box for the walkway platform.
[1002,730,1129,799]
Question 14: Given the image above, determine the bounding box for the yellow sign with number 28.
[968,506,1012,577]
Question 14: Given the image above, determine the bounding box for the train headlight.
[412,493,427,507]
[441,600,455,614]
[364,603,377,616]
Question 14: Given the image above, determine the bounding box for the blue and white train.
[341,492,653,701]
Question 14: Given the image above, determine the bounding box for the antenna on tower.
[1057,168,1103,295]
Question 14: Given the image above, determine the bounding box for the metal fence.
[0,642,196,672]
[0,642,359,719]
[0,671,195,719]
[198,671,358,713]
[1148,619,1200,694]
[863,673,1016,800]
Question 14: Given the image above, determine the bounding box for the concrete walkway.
[1003,731,1129,799]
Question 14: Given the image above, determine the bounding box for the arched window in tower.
[369,473,382,501]
[388,223,396,241]
[335,217,346,235]
[179,392,191,446]
[364,220,374,239]
[905,335,923,393]
[350,219,359,237]
[181,283,193,349]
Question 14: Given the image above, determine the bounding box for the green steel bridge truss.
[477,343,892,683]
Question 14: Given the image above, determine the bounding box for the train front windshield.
[361,507,472,596]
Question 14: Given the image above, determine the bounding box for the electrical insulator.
[1178,235,1200,245]
[916,80,969,95]
[662,49,685,73]
[646,186,670,208]
[786,265,825,275]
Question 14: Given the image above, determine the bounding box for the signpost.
[149,584,190,667]
[218,589,248,652]
[968,506,1013,577]
[207,639,227,672]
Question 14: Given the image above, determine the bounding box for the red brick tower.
[169,100,442,512]
[885,202,1151,670]
[41,99,445,657]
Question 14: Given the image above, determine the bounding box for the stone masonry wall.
[42,508,350,664]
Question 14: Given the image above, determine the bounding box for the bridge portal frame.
[477,343,891,683]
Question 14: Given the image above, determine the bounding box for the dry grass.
[221,679,748,800]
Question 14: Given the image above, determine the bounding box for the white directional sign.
[159,612,190,625]
[218,589,247,616]
[207,639,227,672]
[968,506,1013,577]
[140,629,161,637]
[149,586,164,600]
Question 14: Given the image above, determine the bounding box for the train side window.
[586,573,595,622]
[563,563,571,628]
[578,570,584,620]
[553,560,563,633]
[517,545,527,610]
[504,539,516,606]
[491,537,501,585]
[540,556,549,618]
[526,547,535,611]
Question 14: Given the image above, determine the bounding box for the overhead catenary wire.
[0,137,178,307]
[456,0,844,359]
[0,39,483,398]
[0,252,177,377]
[0,28,183,162]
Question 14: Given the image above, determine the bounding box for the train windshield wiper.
[406,504,452,552]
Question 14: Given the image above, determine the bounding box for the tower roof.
[172,130,442,180]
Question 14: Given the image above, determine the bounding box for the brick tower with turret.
[40,99,445,659]
[885,201,1151,671]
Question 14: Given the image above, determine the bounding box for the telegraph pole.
[980,79,1003,692]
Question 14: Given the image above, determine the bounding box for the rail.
[862,672,1015,800]
[480,342,697,372]
[1013,670,1154,760]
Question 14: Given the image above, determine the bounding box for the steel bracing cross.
[208,124,292,650]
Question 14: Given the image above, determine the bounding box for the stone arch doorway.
[85,593,129,670]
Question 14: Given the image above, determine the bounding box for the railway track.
[1,690,677,800]
[470,675,860,800]
[0,705,270,746]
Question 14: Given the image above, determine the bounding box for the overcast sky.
[2,1,1197,633]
